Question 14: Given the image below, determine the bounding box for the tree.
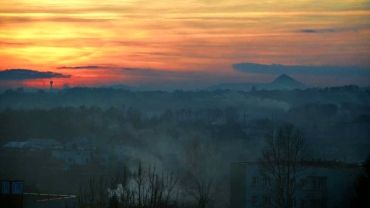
[183,139,218,208]
[78,163,179,208]
[260,124,306,208]
[78,177,108,208]
[351,155,370,208]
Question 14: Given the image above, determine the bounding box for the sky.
[0,0,370,88]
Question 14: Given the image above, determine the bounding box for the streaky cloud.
[57,65,105,70]
[57,65,217,82]
[0,69,71,80]
[298,25,370,33]
[56,66,168,75]
[299,29,335,33]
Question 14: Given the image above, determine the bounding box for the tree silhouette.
[260,124,306,208]
[183,140,217,208]
[351,155,370,208]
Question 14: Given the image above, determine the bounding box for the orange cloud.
[0,0,369,87]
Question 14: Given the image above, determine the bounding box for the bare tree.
[183,140,218,208]
[260,124,306,208]
[78,163,179,208]
[78,177,109,208]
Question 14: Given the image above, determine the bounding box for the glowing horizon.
[1,0,370,88]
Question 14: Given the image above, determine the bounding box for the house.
[230,161,360,208]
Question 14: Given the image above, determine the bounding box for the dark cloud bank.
[233,62,370,76]
[57,65,104,70]
[0,69,71,80]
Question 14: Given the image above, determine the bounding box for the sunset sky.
[1,0,370,88]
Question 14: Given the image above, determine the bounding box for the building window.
[263,176,271,186]
[311,199,322,207]
[252,176,258,186]
[1,181,10,194]
[262,195,271,207]
[251,195,257,206]
[302,176,327,191]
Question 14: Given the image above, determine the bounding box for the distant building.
[3,139,62,150]
[230,161,360,208]
[3,138,94,168]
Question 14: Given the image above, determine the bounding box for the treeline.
[0,106,249,144]
[0,86,369,110]
[1,101,369,144]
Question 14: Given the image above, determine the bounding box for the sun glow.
[0,0,369,87]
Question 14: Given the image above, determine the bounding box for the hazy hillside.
[210,74,306,91]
